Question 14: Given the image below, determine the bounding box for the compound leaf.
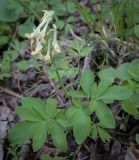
[97,127,112,143]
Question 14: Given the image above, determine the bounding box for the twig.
[17,69,23,93]
[82,57,90,72]
[101,39,117,58]
[50,50,74,106]
[70,29,83,41]
[72,146,81,160]
[42,67,64,106]
[23,80,42,96]
[49,79,64,106]
[0,86,23,99]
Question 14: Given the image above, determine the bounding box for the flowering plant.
[25,10,60,60]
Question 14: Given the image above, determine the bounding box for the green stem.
[49,51,74,106]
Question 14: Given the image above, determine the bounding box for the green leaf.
[8,122,36,144]
[71,99,83,108]
[66,1,76,13]
[91,82,98,99]
[128,80,139,89]
[98,68,116,84]
[67,39,92,57]
[67,48,78,56]
[16,107,45,121]
[21,97,47,119]
[77,5,95,25]
[134,24,139,38]
[80,69,95,97]
[73,109,91,144]
[116,63,132,80]
[21,97,45,108]
[128,63,139,81]
[57,115,72,128]
[51,124,68,151]
[0,0,23,22]
[11,39,29,53]
[91,126,98,140]
[17,97,49,121]
[40,155,53,160]
[97,127,112,143]
[94,101,115,128]
[68,90,87,98]
[65,106,79,123]
[67,16,75,23]
[89,83,104,113]
[97,80,111,97]
[51,3,66,16]
[99,86,133,100]
[70,39,86,53]
[80,47,92,57]
[1,59,10,72]
[16,59,40,71]
[0,58,11,80]
[130,93,139,108]
[65,23,73,33]
[0,36,8,46]
[4,50,19,61]
[9,121,48,151]
[32,121,47,151]
[59,67,78,79]
[18,19,34,37]
[45,99,57,118]
[121,101,139,119]
[132,59,139,65]
[0,73,11,80]
[41,155,66,160]
[55,18,65,30]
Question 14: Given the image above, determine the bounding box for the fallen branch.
[0,86,23,99]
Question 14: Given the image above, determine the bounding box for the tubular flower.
[52,24,61,53]
[25,10,54,56]
[25,10,61,61]
[31,41,43,55]
[44,54,51,61]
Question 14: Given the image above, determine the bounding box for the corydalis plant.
[25,10,61,60]
[26,9,72,104]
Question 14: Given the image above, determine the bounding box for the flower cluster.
[25,10,61,60]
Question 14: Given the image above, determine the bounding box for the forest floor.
[0,0,139,160]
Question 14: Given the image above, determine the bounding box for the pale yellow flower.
[33,10,54,38]
[52,24,61,53]
[25,33,34,39]
[44,54,50,61]
[32,41,43,55]
[25,10,61,60]
[26,10,54,56]
[53,43,61,53]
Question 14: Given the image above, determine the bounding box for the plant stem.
[49,51,74,106]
